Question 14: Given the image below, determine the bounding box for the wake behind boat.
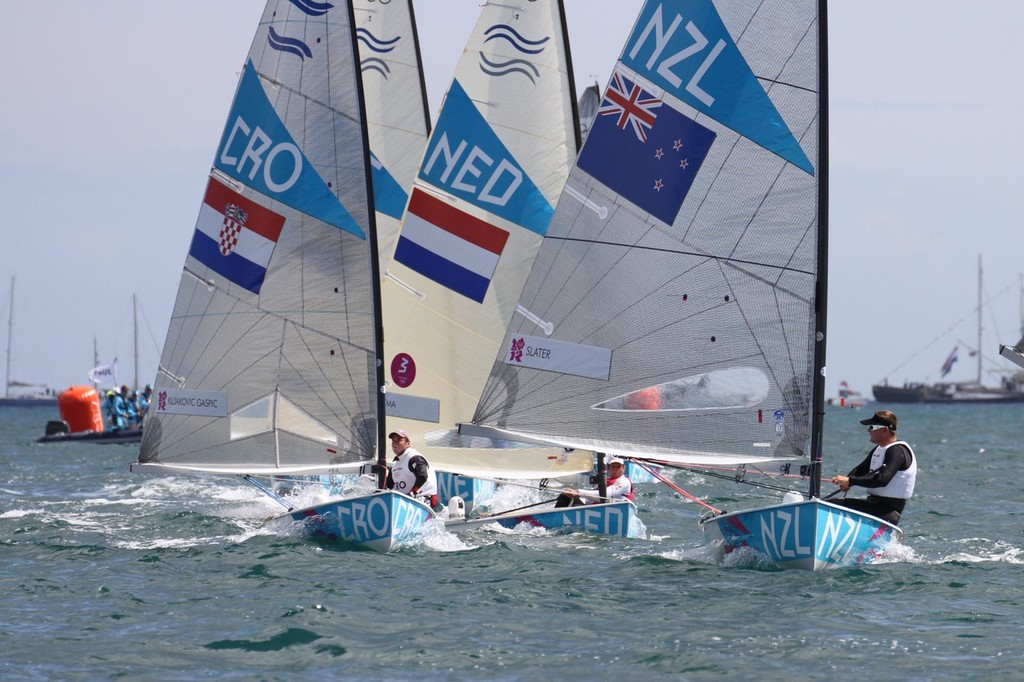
[130,0,433,553]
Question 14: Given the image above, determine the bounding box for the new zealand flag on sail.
[577,67,715,226]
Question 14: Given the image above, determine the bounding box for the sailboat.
[462,0,901,568]
[577,80,600,142]
[130,0,432,553]
[380,0,604,524]
[873,256,1024,403]
[268,0,433,499]
[1,276,58,407]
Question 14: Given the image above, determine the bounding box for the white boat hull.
[277,491,434,553]
[700,499,903,570]
[446,499,639,538]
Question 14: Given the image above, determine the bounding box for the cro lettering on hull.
[283,491,433,554]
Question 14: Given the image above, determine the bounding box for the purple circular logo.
[391,353,416,388]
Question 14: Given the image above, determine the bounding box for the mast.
[557,0,582,153]
[4,277,12,398]
[807,0,829,500]
[347,1,388,489]
[977,254,983,385]
[406,0,433,139]
[133,293,139,391]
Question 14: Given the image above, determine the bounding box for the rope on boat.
[631,459,722,515]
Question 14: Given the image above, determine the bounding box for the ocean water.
[2,403,1021,681]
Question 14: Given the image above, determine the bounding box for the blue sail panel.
[418,79,553,235]
[214,61,365,237]
[620,0,813,175]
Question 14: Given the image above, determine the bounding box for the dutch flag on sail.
[188,178,285,294]
[394,188,509,303]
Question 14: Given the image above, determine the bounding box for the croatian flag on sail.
[577,66,716,226]
[394,188,509,303]
[188,178,286,294]
[940,345,959,377]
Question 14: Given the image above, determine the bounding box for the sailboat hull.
[278,491,434,554]
[435,472,496,515]
[446,500,640,538]
[700,499,903,571]
[36,428,142,445]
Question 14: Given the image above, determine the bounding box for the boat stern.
[700,499,903,570]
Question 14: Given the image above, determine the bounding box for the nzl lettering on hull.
[714,502,897,566]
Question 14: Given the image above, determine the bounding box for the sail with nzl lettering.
[467,0,905,568]
[381,0,593,482]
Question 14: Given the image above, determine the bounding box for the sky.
[2,1,1024,403]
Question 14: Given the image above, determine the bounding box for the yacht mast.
[4,277,12,399]
[977,255,983,385]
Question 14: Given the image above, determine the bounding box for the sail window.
[593,367,770,412]
[230,396,274,439]
[277,396,338,446]
[229,394,338,446]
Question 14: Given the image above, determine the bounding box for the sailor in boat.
[829,410,918,525]
[385,429,439,510]
[138,384,153,423]
[554,456,634,508]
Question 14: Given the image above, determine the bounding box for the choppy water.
[2,403,1021,680]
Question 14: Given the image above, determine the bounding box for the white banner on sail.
[504,334,612,380]
[155,388,228,417]
[88,363,117,386]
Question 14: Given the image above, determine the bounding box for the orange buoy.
[57,385,104,434]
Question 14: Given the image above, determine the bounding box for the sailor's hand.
[831,475,850,492]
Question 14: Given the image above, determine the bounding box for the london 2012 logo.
[509,337,525,363]
[158,390,167,411]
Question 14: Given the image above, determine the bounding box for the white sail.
[134,1,380,476]
[577,81,600,142]
[470,0,820,468]
[355,0,431,271]
[380,0,591,478]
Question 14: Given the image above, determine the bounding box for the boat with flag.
[873,257,1024,404]
[130,0,433,552]
[461,0,902,568]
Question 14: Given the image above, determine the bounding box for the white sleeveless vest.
[866,440,917,499]
[390,447,437,496]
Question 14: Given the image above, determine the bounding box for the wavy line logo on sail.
[287,0,334,17]
[357,29,401,79]
[479,54,541,84]
[357,28,400,53]
[480,25,548,82]
[483,24,549,54]
[267,26,313,60]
